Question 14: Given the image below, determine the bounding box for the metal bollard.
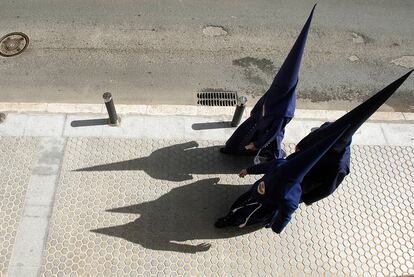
[103,92,119,125]
[231,96,247,127]
[0,112,6,124]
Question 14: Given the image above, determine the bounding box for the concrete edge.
[1,112,413,146]
[0,102,413,122]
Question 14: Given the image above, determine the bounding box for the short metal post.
[103,92,119,125]
[231,96,247,127]
[0,112,6,124]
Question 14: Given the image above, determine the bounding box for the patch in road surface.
[202,26,228,37]
[233,57,275,88]
[298,87,413,112]
[391,56,414,69]
[350,31,373,44]
[348,55,360,62]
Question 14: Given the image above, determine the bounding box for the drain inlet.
[196,91,238,107]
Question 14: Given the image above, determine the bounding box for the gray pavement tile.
[9,216,50,266]
[0,114,28,136]
[6,265,40,277]
[39,138,414,276]
[380,123,414,145]
[1,112,413,148]
[284,119,325,143]
[142,115,186,140]
[350,122,388,145]
[0,137,39,276]
[23,114,65,137]
[24,175,59,206]
[7,137,66,277]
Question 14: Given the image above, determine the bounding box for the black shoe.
[214,217,233,228]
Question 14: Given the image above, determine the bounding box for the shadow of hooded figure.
[76,141,252,182]
[91,178,261,253]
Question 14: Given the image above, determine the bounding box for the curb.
[0,102,413,122]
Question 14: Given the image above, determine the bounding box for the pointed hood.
[261,4,316,118]
[297,70,413,152]
[277,124,349,184]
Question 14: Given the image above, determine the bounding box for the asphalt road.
[1,0,413,111]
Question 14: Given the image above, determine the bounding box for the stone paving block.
[294,109,347,120]
[16,103,48,113]
[0,103,21,112]
[46,103,103,114]
[403,112,414,121]
[368,112,405,121]
[117,104,148,115]
[40,138,414,276]
[351,122,387,145]
[0,137,39,276]
[24,175,58,206]
[142,115,186,139]
[23,114,65,137]
[9,216,50,267]
[381,123,414,146]
[7,265,39,277]
[0,113,28,136]
[284,120,324,143]
[7,137,66,277]
[147,105,199,116]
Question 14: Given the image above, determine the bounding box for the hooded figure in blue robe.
[220,5,316,159]
[296,70,413,205]
[215,125,349,234]
[241,70,413,206]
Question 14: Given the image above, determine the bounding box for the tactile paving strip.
[40,138,414,276]
[0,137,39,276]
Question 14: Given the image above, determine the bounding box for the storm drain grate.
[196,92,238,106]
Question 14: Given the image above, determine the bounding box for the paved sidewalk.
[0,109,413,277]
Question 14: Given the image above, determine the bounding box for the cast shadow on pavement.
[91,178,262,254]
[75,141,253,182]
[71,118,108,127]
[191,121,233,130]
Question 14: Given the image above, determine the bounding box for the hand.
[245,143,257,151]
[257,181,266,195]
[239,169,248,178]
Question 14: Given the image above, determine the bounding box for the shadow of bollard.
[70,118,109,127]
[191,121,234,130]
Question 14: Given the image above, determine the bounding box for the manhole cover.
[197,91,238,106]
[0,32,29,57]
